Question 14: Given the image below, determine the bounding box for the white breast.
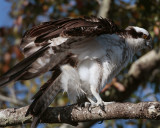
[96,34,131,86]
[60,34,133,102]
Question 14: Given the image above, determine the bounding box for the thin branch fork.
[0,102,160,127]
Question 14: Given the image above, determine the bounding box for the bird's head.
[125,26,152,52]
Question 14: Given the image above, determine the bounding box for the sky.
[0,0,13,27]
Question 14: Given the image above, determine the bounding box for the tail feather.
[25,69,62,128]
[0,44,50,87]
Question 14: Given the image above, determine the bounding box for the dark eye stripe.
[138,32,143,37]
[127,28,143,38]
[127,28,150,39]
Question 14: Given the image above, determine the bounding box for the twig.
[97,0,111,18]
[0,94,24,106]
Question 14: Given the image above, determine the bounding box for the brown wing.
[18,17,120,80]
[0,44,50,87]
[21,16,119,53]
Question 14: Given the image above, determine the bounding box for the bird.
[0,16,152,128]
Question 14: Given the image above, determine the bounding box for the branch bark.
[97,0,111,18]
[0,102,160,127]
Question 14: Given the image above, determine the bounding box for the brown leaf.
[4,52,11,64]
[154,26,159,36]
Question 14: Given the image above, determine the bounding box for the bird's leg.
[81,89,114,112]
[85,94,105,112]
[90,86,114,112]
[75,95,96,112]
[85,95,97,112]
[91,87,105,111]
[83,94,105,112]
[75,96,90,110]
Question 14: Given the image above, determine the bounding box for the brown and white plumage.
[0,16,152,128]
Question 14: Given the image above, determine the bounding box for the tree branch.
[97,0,111,18]
[0,94,24,106]
[0,102,160,127]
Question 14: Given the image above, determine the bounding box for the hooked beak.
[146,41,153,49]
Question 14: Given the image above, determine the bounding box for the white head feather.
[125,26,152,53]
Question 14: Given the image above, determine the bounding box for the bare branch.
[97,0,111,18]
[0,94,24,106]
[128,49,160,79]
[0,102,160,127]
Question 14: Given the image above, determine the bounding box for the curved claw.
[74,105,82,111]
[83,101,114,113]
[84,102,93,112]
[75,102,85,111]
[98,120,104,124]
[99,102,106,112]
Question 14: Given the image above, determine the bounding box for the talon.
[74,106,82,111]
[99,103,106,112]
[98,120,104,124]
[78,102,85,110]
[85,102,94,112]
[83,102,92,112]
[88,104,92,112]
[80,104,84,110]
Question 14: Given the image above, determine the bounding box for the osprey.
[0,17,152,127]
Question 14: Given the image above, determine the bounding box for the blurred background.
[0,0,160,128]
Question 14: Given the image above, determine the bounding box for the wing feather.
[20,17,120,63]
[21,17,119,48]
[17,16,120,83]
[0,44,50,87]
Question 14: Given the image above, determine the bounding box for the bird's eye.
[143,34,148,39]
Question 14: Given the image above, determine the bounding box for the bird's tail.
[25,69,62,128]
[0,44,49,87]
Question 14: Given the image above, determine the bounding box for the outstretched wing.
[0,17,119,86]
[16,16,120,81]
[21,16,119,56]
